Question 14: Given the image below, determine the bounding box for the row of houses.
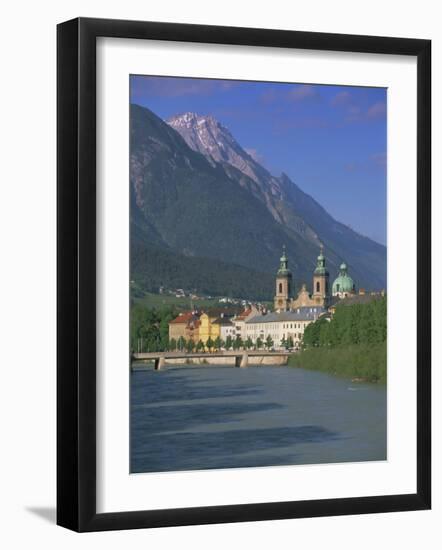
[168,293,388,350]
[168,304,326,349]
[168,307,257,346]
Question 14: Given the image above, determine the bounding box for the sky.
[130,75,387,245]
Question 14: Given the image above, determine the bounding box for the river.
[130,365,386,473]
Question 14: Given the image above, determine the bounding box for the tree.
[299,297,387,350]
[196,340,205,352]
[225,335,233,350]
[206,336,214,352]
[214,336,222,351]
[233,335,243,350]
[319,321,330,346]
[186,339,195,353]
[256,337,263,350]
[130,304,178,353]
[280,336,287,349]
[169,338,177,351]
[177,336,186,351]
[286,335,294,349]
[245,337,253,350]
[265,335,274,350]
[359,304,377,344]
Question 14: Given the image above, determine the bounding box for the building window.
[279,282,282,294]
[316,281,320,292]
[336,284,340,292]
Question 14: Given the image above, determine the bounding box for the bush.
[288,342,386,383]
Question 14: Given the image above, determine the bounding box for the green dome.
[332,262,355,294]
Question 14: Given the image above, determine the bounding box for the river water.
[130,365,386,473]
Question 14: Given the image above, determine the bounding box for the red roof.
[236,307,252,321]
[169,312,200,325]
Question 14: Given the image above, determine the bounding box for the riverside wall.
[134,355,288,367]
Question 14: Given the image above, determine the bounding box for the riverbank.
[288,342,386,383]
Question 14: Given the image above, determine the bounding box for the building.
[231,305,260,341]
[245,307,325,349]
[274,246,292,311]
[274,247,331,312]
[168,311,201,343]
[312,247,330,305]
[331,262,356,298]
[198,312,221,344]
[266,246,363,346]
[169,308,243,346]
[168,248,363,349]
[214,317,236,342]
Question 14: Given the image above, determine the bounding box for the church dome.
[332,262,355,295]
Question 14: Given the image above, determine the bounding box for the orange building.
[168,312,200,343]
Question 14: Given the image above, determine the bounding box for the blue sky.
[130,75,387,245]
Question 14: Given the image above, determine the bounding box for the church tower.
[274,246,292,312]
[312,246,329,306]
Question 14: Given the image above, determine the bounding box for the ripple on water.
[130,365,386,473]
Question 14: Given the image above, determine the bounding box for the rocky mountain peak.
[167,112,266,184]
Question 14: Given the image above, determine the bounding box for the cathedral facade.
[274,246,355,312]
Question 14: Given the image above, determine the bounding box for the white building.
[231,305,260,341]
[216,318,236,342]
[245,307,325,349]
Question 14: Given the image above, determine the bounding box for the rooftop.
[169,312,200,325]
[246,307,326,324]
[211,317,234,326]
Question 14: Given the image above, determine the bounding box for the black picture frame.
[57,17,431,532]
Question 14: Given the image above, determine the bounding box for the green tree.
[303,319,320,348]
[177,336,186,351]
[214,336,222,351]
[319,321,330,347]
[245,337,253,350]
[256,337,263,349]
[169,338,177,351]
[186,339,195,353]
[196,340,205,352]
[359,303,377,344]
[130,304,179,353]
[280,336,287,349]
[233,335,243,350]
[286,335,294,349]
[265,335,274,350]
[225,335,233,350]
[206,336,214,352]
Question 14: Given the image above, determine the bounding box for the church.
[273,245,356,313]
[242,246,357,350]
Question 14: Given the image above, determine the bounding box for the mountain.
[131,242,274,300]
[168,112,387,290]
[130,103,386,300]
[130,104,319,283]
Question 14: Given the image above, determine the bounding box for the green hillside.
[131,242,274,300]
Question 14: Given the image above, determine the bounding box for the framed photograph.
[57,17,431,532]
